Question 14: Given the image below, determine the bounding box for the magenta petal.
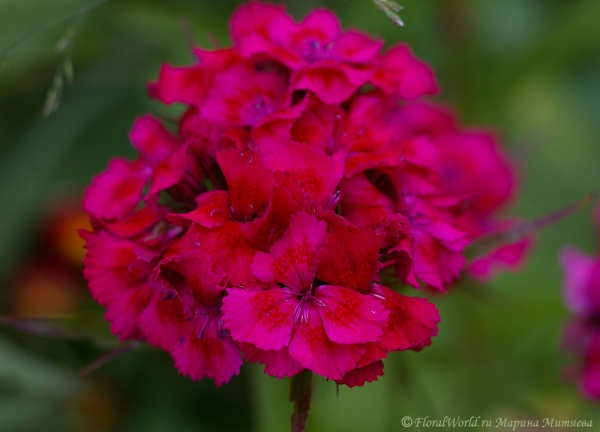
[339,173,395,228]
[381,214,412,249]
[251,212,327,290]
[138,291,186,351]
[298,9,341,44]
[83,230,153,307]
[201,63,289,127]
[289,95,343,150]
[230,1,287,45]
[427,220,470,252]
[260,141,345,207]
[338,95,404,176]
[241,343,304,379]
[403,135,439,169]
[316,224,383,291]
[252,95,309,147]
[159,223,203,261]
[179,106,218,144]
[148,146,188,195]
[411,223,467,290]
[83,158,149,220]
[370,284,440,351]
[560,247,600,316]
[221,288,296,351]
[439,131,516,215]
[331,31,382,62]
[83,230,159,340]
[315,286,388,344]
[194,221,258,286]
[240,186,301,250]
[268,8,339,50]
[104,287,152,341]
[158,252,225,310]
[172,318,243,386]
[129,116,188,197]
[288,307,365,380]
[356,342,388,368]
[130,115,181,162]
[103,199,164,238]
[295,64,359,105]
[336,360,384,388]
[148,64,208,106]
[170,190,232,228]
[149,49,242,106]
[371,44,438,99]
[216,149,276,222]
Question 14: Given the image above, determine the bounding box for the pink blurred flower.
[560,204,600,400]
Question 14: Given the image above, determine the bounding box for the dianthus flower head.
[82,1,518,386]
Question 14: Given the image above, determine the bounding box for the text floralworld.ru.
[402,416,594,429]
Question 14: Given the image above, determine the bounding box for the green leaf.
[0,335,79,396]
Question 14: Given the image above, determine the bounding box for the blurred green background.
[1,0,600,431]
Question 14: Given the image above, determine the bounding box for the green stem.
[289,369,313,432]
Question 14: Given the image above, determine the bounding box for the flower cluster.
[561,205,600,401]
[82,1,517,386]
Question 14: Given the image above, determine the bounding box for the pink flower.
[560,204,600,401]
[200,61,291,127]
[562,247,600,318]
[232,2,383,105]
[82,1,520,386]
[222,213,438,384]
[221,214,389,381]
